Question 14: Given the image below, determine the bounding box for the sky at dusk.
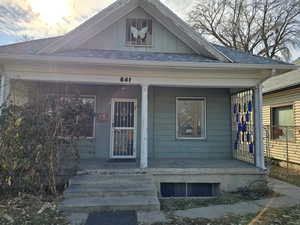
[0,0,299,61]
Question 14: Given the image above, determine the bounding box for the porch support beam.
[254,84,265,170]
[140,84,149,168]
[0,75,10,106]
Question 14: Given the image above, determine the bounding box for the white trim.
[7,71,262,88]
[0,75,5,106]
[140,84,148,168]
[254,85,266,170]
[175,97,207,140]
[110,98,137,159]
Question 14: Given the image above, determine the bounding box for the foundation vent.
[160,183,219,197]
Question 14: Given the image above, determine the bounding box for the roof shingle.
[0,36,293,66]
[263,59,300,93]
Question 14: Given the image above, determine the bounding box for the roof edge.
[36,0,232,63]
[0,53,296,71]
[263,83,300,95]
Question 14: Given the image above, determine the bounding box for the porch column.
[0,75,10,106]
[140,84,148,168]
[254,84,265,170]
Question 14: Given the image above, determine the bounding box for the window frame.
[125,18,153,47]
[270,103,295,141]
[175,97,207,140]
[47,94,96,139]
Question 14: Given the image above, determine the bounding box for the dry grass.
[154,205,300,225]
[160,188,279,211]
[269,165,300,187]
[0,194,69,225]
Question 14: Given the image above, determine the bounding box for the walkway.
[138,178,300,224]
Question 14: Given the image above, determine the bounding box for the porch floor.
[79,158,256,171]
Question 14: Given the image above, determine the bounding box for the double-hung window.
[49,95,96,138]
[271,105,294,140]
[176,97,206,139]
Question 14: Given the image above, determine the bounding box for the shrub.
[0,95,94,196]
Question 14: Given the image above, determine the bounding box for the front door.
[110,99,137,159]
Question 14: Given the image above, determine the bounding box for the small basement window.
[161,183,219,197]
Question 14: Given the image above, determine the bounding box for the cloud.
[0,0,195,42]
[0,0,115,40]
[161,0,195,19]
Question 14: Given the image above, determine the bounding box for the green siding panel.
[150,87,232,160]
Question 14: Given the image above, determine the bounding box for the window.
[126,18,152,46]
[76,96,96,138]
[160,183,219,197]
[49,95,96,138]
[271,105,294,140]
[176,97,206,139]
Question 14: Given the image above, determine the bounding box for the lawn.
[160,188,279,211]
[269,165,300,187]
[0,194,69,225]
[1,193,300,225]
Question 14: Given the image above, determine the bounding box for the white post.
[254,84,266,170]
[140,84,149,168]
[0,75,5,106]
[0,75,9,106]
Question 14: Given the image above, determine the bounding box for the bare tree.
[188,0,300,61]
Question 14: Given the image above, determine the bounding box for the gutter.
[0,53,297,72]
[263,83,300,95]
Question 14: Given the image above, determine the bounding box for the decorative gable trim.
[38,0,139,54]
[139,0,232,62]
[38,0,232,62]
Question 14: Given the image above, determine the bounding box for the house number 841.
[120,77,132,83]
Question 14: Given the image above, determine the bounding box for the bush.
[0,95,94,196]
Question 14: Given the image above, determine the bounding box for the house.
[0,0,296,211]
[263,58,300,165]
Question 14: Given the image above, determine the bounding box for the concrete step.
[61,195,160,213]
[62,173,160,212]
[70,174,153,185]
[64,185,157,198]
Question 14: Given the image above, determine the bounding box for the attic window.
[126,19,152,46]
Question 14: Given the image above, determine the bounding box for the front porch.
[78,158,264,194]
[6,80,266,172]
[79,158,257,170]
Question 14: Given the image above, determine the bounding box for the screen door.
[110,99,137,159]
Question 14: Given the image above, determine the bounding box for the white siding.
[263,88,300,164]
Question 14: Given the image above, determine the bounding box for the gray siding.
[10,81,141,160]
[11,81,233,161]
[79,7,194,54]
[150,87,232,160]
